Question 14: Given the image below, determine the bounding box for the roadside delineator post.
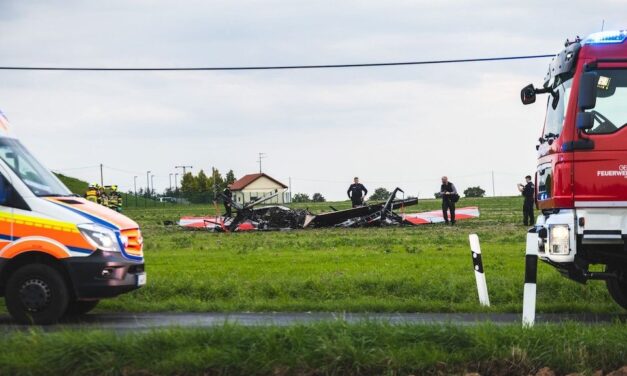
[522,232,539,327]
[469,234,490,307]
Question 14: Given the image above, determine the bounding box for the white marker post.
[522,232,539,327]
[469,234,490,307]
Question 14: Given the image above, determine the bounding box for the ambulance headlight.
[78,224,122,253]
[548,225,570,255]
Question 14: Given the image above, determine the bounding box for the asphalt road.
[1,312,625,332]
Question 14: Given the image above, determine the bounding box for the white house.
[229,173,290,204]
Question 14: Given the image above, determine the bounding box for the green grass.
[1,196,625,375]
[0,196,622,314]
[54,173,88,195]
[93,196,621,313]
[0,322,625,375]
[117,193,177,210]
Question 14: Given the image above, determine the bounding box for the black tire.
[65,300,99,317]
[605,266,627,310]
[5,264,70,325]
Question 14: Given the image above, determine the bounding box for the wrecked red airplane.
[178,188,480,232]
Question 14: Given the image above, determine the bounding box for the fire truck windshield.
[585,69,627,135]
[543,79,572,139]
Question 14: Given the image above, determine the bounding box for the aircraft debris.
[178,188,479,232]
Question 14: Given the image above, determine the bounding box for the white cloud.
[0,0,623,198]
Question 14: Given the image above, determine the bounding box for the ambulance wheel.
[605,266,627,310]
[5,264,70,325]
[65,300,99,316]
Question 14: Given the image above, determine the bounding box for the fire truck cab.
[521,30,627,309]
[0,113,145,324]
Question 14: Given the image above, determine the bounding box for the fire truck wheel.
[605,266,627,310]
[5,264,70,325]
[65,300,100,316]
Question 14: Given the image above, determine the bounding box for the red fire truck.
[521,30,627,309]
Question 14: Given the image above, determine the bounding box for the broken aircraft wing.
[305,197,418,228]
[402,206,480,224]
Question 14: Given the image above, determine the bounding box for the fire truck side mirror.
[576,112,594,130]
[578,72,598,110]
[521,84,536,105]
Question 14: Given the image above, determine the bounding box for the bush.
[464,186,485,198]
[369,187,391,201]
[312,193,325,202]
[293,193,311,203]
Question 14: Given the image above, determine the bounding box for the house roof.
[229,173,288,191]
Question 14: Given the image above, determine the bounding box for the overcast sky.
[0,1,623,200]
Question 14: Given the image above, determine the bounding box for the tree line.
[292,186,486,203]
[164,169,237,203]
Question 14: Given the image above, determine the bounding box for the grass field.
[0,195,621,314]
[1,196,626,375]
[85,195,621,314]
[1,322,626,375]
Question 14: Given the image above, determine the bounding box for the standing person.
[517,175,535,226]
[347,177,368,208]
[440,176,458,225]
[222,187,233,217]
[85,184,98,203]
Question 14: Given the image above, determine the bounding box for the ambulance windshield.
[0,138,72,197]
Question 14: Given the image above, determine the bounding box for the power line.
[0,54,553,72]
[53,165,100,171]
[103,164,143,175]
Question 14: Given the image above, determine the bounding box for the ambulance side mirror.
[578,72,598,110]
[521,84,536,105]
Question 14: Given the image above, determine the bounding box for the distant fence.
[121,193,186,209]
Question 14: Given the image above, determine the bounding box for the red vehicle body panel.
[538,41,627,210]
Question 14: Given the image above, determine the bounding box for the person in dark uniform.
[518,175,535,226]
[440,176,458,225]
[222,187,233,217]
[347,177,368,208]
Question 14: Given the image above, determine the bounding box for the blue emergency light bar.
[583,30,627,45]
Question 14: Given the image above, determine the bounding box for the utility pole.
[174,173,179,197]
[257,153,266,173]
[133,176,138,207]
[169,173,173,192]
[175,165,193,176]
[151,175,155,196]
[491,171,496,197]
[288,176,292,204]
[175,166,192,197]
[100,164,104,186]
[146,171,151,198]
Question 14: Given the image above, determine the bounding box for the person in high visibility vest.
[109,185,122,211]
[113,185,122,211]
[85,184,99,203]
[97,185,107,206]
